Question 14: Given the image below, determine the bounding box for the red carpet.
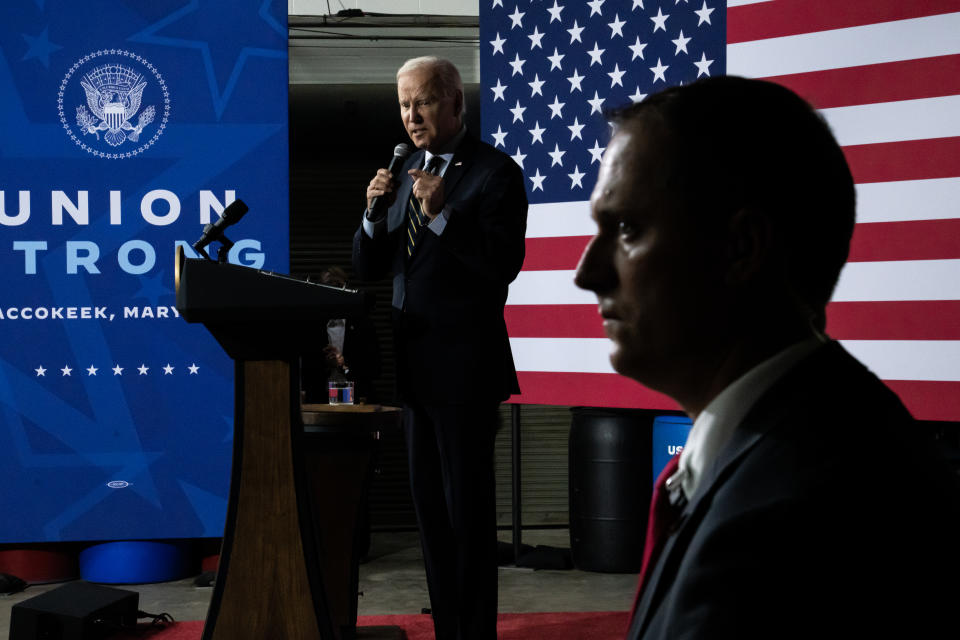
[116,611,629,639]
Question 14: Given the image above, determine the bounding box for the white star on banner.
[568,116,585,140]
[492,124,508,147]
[530,168,546,191]
[548,95,565,118]
[629,36,648,60]
[630,86,648,102]
[568,165,586,188]
[509,6,525,28]
[528,73,545,96]
[547,48,564,70]
[694,51,714,76]
[163,364,175,375]
[608,14,626,38]
[587,42,605,66]
[61,365,72,376]
[490,32,506,55]
[529,121,546,144]
[608,63,626,87]
[113,365,123,375]
[188,364,200,374]
[651,57,669,82]
[87,365,98,376]
[138,364,149,375]
[510,100,526,122]
[547,0,564,22]
[587,90,605,114]
[491,78,507,101]
[509,53,526,76]
[695,1,714,25]
[567,20,584,43]
[587,0,605,17]
[567,68,585,92]
[35,366,46,377]
[549,143,566,166]
[589,140,606,163]
[529,26,545,49]
[651,8,669,32]
[673,30,691,54]
[512,147,526,168]
[492,0,503,8]
[632,0,644,9]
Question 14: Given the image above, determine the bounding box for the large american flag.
[480,0,960,421]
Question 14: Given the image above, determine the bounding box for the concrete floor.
[0,529,636,639]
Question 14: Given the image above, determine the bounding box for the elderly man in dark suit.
[353,56,527,640]
[574,76,960,639]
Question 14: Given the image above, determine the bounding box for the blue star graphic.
[129,0,286,118]
[133,271,174,306]
[21,27,62,68]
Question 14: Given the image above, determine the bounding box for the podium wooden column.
[175,250,370,640]
[203,359,333,639]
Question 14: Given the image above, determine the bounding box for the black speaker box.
[9,581,138,640]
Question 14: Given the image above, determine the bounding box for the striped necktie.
[406,155,443,258]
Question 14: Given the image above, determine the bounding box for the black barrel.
[569,408,653,573]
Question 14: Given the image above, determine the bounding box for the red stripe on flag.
[509,371,960,422]
[524,236,591,270]
[727,0,960,44]
[764,55,960,110]
[848,219,960,262]
[510,371,681,410]
[844,137,960,183]
[884,380,960,421]
[506,304,603,338]
[827,301,960,340]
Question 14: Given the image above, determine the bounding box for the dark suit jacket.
[630,342,960,639]
[352,134,527,405]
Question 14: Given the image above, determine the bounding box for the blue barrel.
[79,541,194,584]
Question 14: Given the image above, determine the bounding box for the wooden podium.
[175,250,391,640]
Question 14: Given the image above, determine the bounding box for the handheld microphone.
[193,199,249,253]
[368,143,412,221]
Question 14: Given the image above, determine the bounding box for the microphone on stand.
[194,199,249,261]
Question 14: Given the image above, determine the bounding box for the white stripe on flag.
[525,182,960,242]
[510,337,960,381]
[507,270,593,305]
[509,260,960,306]
[833,259,960,302]
[510,337,616,374]
[841,340,960,381]
[856,178,960,224]
[727,12,960,78]
[526,201,591,238]
[821,95,960,147]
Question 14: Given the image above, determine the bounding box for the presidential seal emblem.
[59,50,170,159]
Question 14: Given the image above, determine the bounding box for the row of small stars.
[492,0,715,29]
[35,364,200,377]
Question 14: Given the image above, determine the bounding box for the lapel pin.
[455,161,462,166]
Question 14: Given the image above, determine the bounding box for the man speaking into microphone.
[353,57,527,639]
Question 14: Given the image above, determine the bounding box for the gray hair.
[397,56,466,118]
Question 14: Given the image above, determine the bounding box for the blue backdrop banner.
[0,0,289,542]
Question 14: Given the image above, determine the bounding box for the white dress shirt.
[675,337,825,501]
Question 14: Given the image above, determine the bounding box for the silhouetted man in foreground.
[574,76,960,639]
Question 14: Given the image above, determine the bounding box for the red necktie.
[630,453,684,622]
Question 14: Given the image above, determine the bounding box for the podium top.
[175,249,369,360]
